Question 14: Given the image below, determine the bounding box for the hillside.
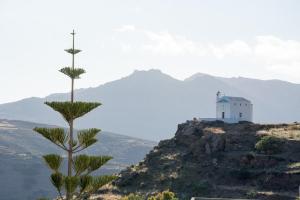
[1,70,300,141]
[112,120,300,200]
[0,119,156,200]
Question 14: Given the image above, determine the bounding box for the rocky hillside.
[112,120,300,200]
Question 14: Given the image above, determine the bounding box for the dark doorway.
[222,112,225,119]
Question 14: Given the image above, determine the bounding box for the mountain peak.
[184,72,213,81]
[128,69,178,82]
[132,69,163,75]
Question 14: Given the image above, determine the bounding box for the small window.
[245,103,247,106]
[222,112,225,119]
[240,103,242,106]
[239,112,242,118]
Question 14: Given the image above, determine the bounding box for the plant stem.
[67,29,76,200]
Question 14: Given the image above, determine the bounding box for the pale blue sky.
[1,0,300,103]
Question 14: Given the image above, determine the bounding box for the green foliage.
[64,176,79,194]
[72,139,78,148]
[121,191,178,200]
[88,156,113,172]
[73,154,90,175]
[246,189,258,198]
[148,190,178,200]
[255,135,284,154]
[50,172,64,191]
[121,193,144,200]
[77,128,100,149]
[35,33,115,200]
[60,67,85,79]
[73,154,112,176]
[43,154,62,172]
[34,128,67,149]
[45,101,101,123]
[65,48,81,54]
[79,175,93,193]
[89,175,117,193]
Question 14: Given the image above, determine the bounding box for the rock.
[113,121,300,200]
[205,143,212,154]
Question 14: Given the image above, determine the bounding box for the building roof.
[217,96,251,103]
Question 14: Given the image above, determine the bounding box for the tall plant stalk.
[34,31,116,200]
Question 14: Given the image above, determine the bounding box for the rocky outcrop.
[113,120,300,200]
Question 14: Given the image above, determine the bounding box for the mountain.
[113,120,300,200]
[0,119,156,200]
[1,69,300,141]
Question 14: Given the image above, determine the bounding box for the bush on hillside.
[122,190,178,200]
[148,190,178,200]
[121,193,144,200]
[255,136,284,154]
[246,189,258,198]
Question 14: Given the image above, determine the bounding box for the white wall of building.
[228,100,252,122]
[216,102,231,119]
[216,97,253,123]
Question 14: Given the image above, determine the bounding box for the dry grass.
[204,127,225,134]
[286,162,300,174]
[258,125,300,140]
[161,153,179,160]
[288,162,300,169]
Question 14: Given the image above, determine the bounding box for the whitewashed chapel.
[216,91,253,123]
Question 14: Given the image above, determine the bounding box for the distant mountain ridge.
[1,69,300,140]
[0,119,155,200]
[0,119,155,162]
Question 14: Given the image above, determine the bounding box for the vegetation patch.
[246,189,258,198]
[148,190,178,200]
[255,136,284,155]
[34,32,116,200]
[262,125,300,140]
[121,193,145,200]
[121,191,178,200]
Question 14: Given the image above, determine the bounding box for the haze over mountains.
[1,69,300,141]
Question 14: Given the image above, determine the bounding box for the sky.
[0,0,300,103]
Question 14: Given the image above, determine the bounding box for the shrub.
[121,191,178,200]
[246,189,258,198]
[255,136,284,154]
[121,193,145,200]
[148,190,178,200]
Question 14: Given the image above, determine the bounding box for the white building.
[216,91,253,123]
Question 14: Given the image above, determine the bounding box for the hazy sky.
[1,0,300,103]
